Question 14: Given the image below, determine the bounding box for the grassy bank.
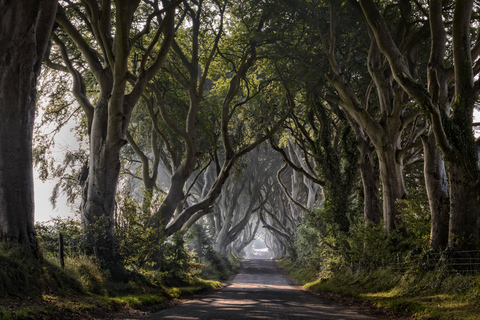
[0,244,237,320]
[278,258,480,320]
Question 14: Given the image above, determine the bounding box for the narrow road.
[128,259,383,319]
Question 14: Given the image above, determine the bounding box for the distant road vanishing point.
[124,259,383,320]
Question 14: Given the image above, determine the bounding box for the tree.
[231,217,260,256]
[212,147,278,253]
[0,0,57,252]
[159,0,299,236]
[148,0,226,232]
[359,0,480,250]
[270,1,382,229]
[47,0,178,269]
[108,0,300,240]
[272,140,322,216]
[321,1,426,233]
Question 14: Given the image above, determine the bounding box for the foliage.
[0,213,232,319]
[34,191,240,290]
[154,233,196,286]
[291,221,326,272]
[396,188,431,251]
[186,224,240,280]
[36,217,83,257]
[114,192,165,269]
[35,220,108,295]
[291,186,432,277]
[281,256,480,320]
[0,242,221,320]
[63,255,106,295]
[346,220,400,267]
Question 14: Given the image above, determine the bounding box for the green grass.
[0,245,227,320]
[279,258,480,320]
[277,259,321,284]
[0,277,221,320]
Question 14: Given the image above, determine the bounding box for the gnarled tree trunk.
[359,0,480,250]
[422,132,449,250]
[377,145,406,232]
[447,164,479,249]
[0,0,57,252]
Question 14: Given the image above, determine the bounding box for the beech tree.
[212,148,278,253]
[40,1,298,268]
[269,1,382,229]
[159,0,300,236]
[231,217,260,256]
[272,140,322,216]
[260,183,296,258]
[46,0,178,268]
[359,0,480,250]
[98,0,300,240]
[0,0,57,251]
[320,1,426,234]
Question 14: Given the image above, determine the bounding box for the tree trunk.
[447,164,480,250]
[0,0,57,251]
[159,159,197,226]
[81,98,123,267]
[445,0,480,250]
[377,145,406,233]
[358,0,480,250]
[215,195,235,253]
[0,113,36,247]
[359,143,382,225]
[347,114,381,225]
[422,132,450,250]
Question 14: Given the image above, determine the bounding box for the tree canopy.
[2,0,480,279]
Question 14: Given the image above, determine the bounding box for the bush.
[64,255,106,294]
[396,187,431,251]
[115,193,165,270]
[36,217,83,257]
[34,194,237,291]
[291,185,431,276]
[186,224,239,280]
[156,233,196,285]
[292,221,326,271]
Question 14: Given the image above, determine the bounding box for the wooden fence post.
[59,233,65,269]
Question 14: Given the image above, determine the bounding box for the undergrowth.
[0,242,84,298]
[279,257,480,320]
[0,239,235,320]
[1,201,239,319]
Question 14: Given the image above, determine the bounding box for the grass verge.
[278,258,480,320]
[0,244,229,320]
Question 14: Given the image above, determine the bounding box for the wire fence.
[391,250,480,275]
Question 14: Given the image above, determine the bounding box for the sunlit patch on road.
[135,260,381,320]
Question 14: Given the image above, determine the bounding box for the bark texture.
[377,145,406,232]
[422,132,449,249]
[351,121,381,225]
[0,0,57,250]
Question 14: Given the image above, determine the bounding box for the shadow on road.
[126,259,382,320]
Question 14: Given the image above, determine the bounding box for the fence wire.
[391,250,480,275]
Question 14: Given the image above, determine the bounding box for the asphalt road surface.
[127,259,382,320]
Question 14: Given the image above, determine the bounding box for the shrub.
[186,224,238,280]
[64,255,106,295]
[156,233,196,285]
[115,193,165,270]
[36,217,83,257]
